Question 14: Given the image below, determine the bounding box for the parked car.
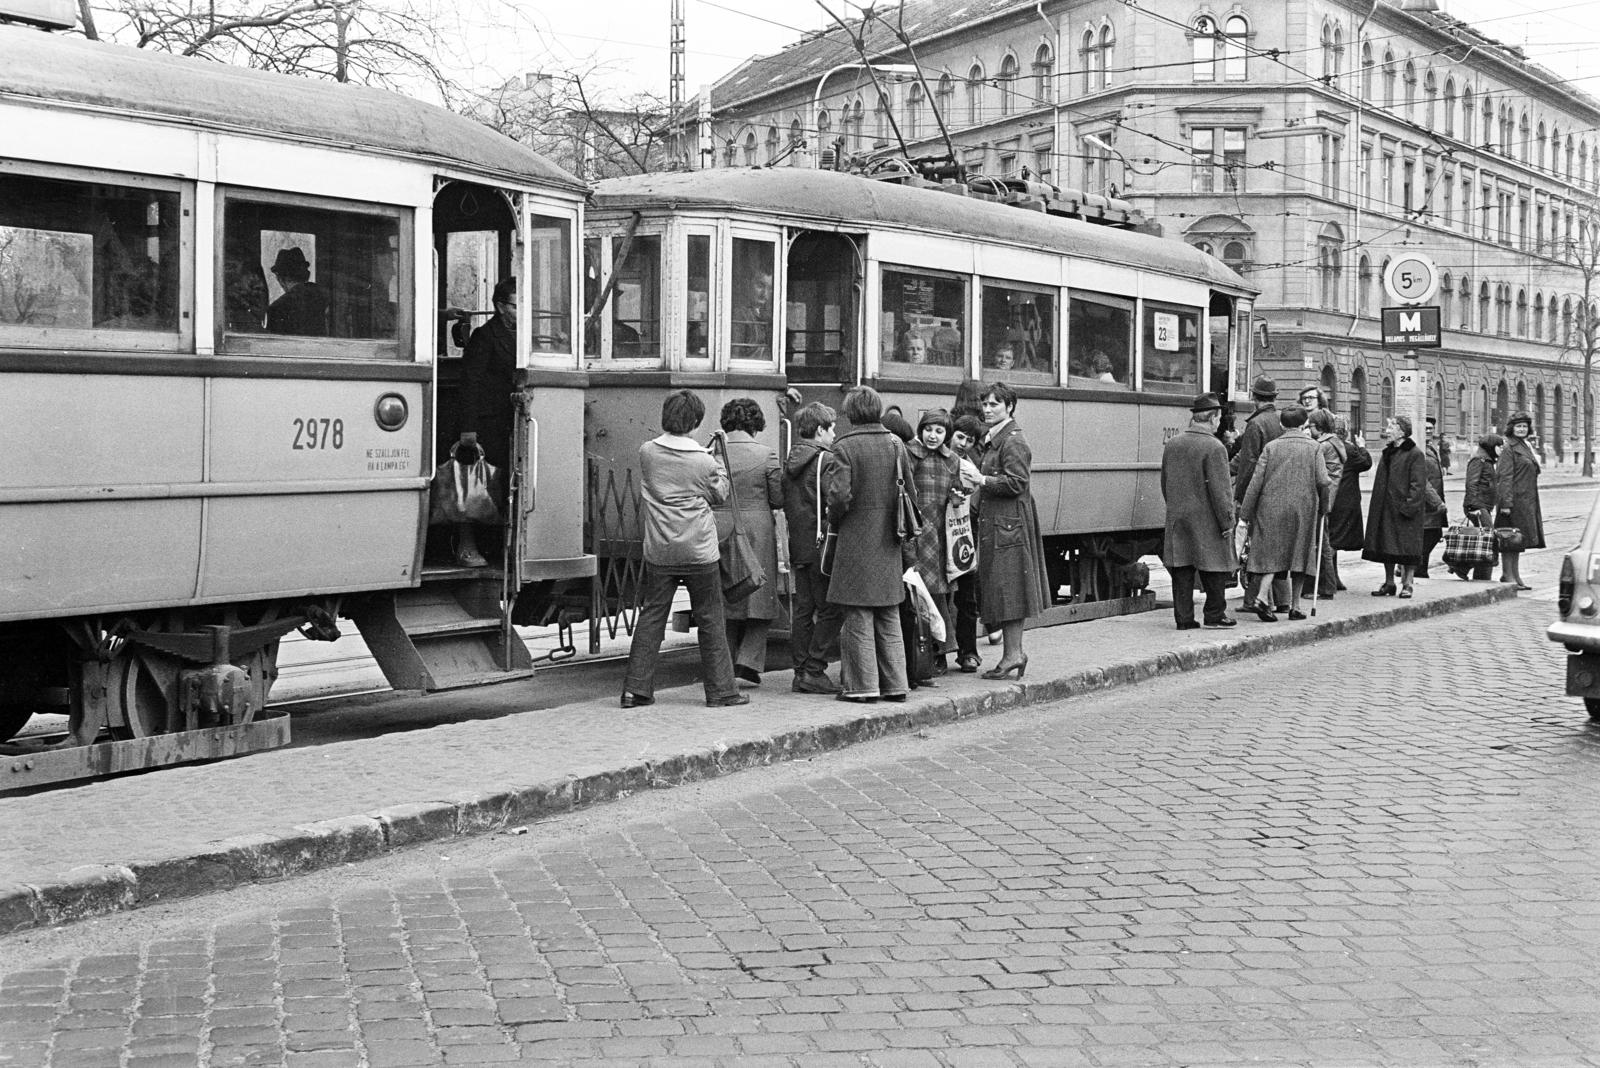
[1549,495,1600,719]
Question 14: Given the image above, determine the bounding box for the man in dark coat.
[1230,376,1287,610]
[266,246,329,336]
[1160,393,1237,630]
[451,277,517,567]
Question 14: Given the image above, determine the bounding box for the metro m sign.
[1381,305,1442,348]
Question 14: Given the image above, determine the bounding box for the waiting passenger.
[986,342,1016,373]
[904,333,931,365]
[266,247,329,336]
[731,270,773,360]
[453,277,517,567]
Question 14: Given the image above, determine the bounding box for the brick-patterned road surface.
[5,587,1600,1066]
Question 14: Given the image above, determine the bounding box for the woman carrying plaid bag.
[1450,433,1502,581]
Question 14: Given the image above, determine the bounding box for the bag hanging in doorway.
[429,443,501,526]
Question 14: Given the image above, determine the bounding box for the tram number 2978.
[292,418,345,450]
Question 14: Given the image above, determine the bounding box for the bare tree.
[1562,210,1600,476]
[78,0,459,99]
[470,67,670,179]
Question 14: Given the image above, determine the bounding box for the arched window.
[1403,60,1417,116]
[905,82,924,139]
[1537,121,1547,170]
[1034,42,1054,103]
[1318,224,1343,310]
[1382,50,1396,107]
[1099,24,1115,87]
[816,109,832,157]
[1551,125,1562,173]
[1537,384,1546,440]
[1564,297,1575,346]
[1357,255,1372,316]
[1478,281,1491,331]
[1193,15,1219,82]
[1515,380,1527,416]
[1550,292,1561,340]
[1461,87,1474,142]
[1351,367,1368,436]
[1497,284,1511,335]
[966,63,985,126]
[936,73,954,119]
[1481,96,1494,149]
[1480,384,1491,435]
[1082,30,1097,93]
[1440,271,1453,327]
[765,125,780,162]
[1223,15,1248,80]
[1432,378,1444,429]
[1520,112,1531,164]
[1222,240,1248,272]
[1458,275,1472,331]
[1443,78,1456,136]
[1381,375,1395,424]
[1458,383,1468,438]
[873,92,890,142]
[1333,25,1344,78]
[998,53,1019,116]
[743,130,758,165]
[1360,41,1373,101]
[1321,21,1337,80]
[849,98,865,151]
[1557,386,1565,451]
[1517,289,1529,336]
[1424,70,1437,128]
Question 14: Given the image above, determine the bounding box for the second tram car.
[0,25,592,783]
[582,168,1259,610]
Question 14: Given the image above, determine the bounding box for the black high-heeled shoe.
[981,655,1028,680]
[1370,583,1396,596]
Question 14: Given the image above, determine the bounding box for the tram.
[0,23,592,785]
[582,168,1259,612]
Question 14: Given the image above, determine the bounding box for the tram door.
[785,231,862,387]
[433,181,516,458]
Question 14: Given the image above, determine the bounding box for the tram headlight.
[374,392,409,432]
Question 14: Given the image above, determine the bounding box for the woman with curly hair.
[712,397,784,684]
[1495,412,1544,590]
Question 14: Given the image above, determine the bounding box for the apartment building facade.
[697,0,1600,454]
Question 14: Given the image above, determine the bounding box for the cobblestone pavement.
[4,587,1600,1067]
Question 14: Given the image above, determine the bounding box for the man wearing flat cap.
[1160,393,1237,629]
[265,246,329,336]
[1229,376,1289,611]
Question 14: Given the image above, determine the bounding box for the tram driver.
[731,269,774,360]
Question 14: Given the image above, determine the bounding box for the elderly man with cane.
[1160,393,1238,630]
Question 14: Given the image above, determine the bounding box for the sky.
[468,0,1600,104]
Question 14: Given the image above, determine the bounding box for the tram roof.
[591,169,1256,295]
[0,25,584,193]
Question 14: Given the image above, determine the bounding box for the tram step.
[346,583,532,692]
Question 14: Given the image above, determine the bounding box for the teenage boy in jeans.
[782,402,844,693]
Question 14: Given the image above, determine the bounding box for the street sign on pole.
[1381,306,1442,348]
[1383,252,1439,305]
[1395,366,1427,439]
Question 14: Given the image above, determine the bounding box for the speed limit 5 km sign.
[1383,252,1439,305]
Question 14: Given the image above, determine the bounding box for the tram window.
[731,238,776,362]
[583,237,601,356]
[1141,301,1201,394]
[0,171,180,340]
[612,234,661,359]
[881,266,966,376]
[223,196,403,350]
[1066,291,1132,389]
[981,284,1055,379]
[526,215,572,353]
[686,235,711,358]
[786,231,857,384]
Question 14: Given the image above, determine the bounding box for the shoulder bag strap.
[815,453,825,543]
[713,433,740,540]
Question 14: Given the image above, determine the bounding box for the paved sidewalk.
[0,551,1527,940]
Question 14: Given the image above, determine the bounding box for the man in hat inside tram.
[1160,393,1238,630]
[1230,375,1289,612]
[265,246,329,336]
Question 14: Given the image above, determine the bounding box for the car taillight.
[1560,556,1575,617]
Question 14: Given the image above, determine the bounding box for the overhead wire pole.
[816,0,913,164]
[670,0,687,167]
[868,2,958,170]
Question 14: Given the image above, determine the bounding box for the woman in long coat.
[1240,406,1330,620]
[1453,433,1502,581]
[1495,411,1545,590]
[712,398,784,684]
[1326,416,1372,580]
[826,387,914,702]
[908,409,961,671]
[1363,415,1428,597]
[973,382,1050,679]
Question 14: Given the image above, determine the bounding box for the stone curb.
[0,584,1519,937]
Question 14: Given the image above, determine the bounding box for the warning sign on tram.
[1380,305,1442,348]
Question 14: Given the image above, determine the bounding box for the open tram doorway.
[784,231,861,388]
[430,180,517,570]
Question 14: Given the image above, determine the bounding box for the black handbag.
[1494,525,1525,553]
[713,435,767,602]
[894,447,923,544]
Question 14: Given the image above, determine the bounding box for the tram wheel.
[107,649,178,740]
